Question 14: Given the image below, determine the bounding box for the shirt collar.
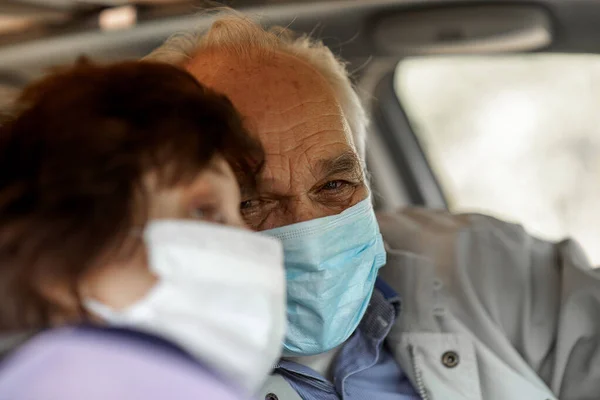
[357,282,398,342]
[375,277,401,316]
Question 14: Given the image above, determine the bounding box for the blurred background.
[0,0,598,264]
[397,55,600,265]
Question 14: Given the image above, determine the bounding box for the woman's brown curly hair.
[0,60,263,330]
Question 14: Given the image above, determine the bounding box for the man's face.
[186,51,368,230]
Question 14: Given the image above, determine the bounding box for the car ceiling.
[2,0,600,84]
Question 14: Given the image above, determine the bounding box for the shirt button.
[441,351,460,368]
[265,393,279,400]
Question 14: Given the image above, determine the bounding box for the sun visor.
[372,5,553,55]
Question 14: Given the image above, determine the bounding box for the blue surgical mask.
[263,197,386,356]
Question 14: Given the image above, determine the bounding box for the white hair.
[145,11,368,160]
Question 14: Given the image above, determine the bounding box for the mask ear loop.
[129,224,162,290]
[127,226,147,258]
[84,224,157,323]
[80,228,145,324]
[130,226,144,238]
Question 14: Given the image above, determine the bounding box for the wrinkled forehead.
[184,50,355,150]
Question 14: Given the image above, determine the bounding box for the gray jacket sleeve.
[377,207,600,396]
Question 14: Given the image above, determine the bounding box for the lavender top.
[0,326,248,400]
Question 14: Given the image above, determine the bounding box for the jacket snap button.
[265,394,279,400]
[441,351,459,368]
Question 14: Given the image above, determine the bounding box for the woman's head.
[0,61,263,330]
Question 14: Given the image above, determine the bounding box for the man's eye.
[239,199,269,230]
[321,180,348,191]
[240,199,260,210]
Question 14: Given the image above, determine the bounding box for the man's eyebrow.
[316,150,363,179]
[239,150,363,199]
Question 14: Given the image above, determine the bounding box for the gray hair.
[145,11,368,160]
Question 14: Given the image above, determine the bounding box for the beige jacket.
[259,208,600,400]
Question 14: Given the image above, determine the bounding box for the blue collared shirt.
[273,279,420,400]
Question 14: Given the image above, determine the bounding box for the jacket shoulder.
[378,207,537,253]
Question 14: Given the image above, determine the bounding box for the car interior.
[0,0,599,264]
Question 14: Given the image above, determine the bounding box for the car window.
[395,54,600,265]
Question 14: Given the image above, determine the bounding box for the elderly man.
[147,13,600,400]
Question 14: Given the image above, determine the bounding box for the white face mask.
[86,220,286,394]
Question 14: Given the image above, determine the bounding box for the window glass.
[395,55,600,265]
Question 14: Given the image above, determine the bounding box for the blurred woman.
[0,61,285,399]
